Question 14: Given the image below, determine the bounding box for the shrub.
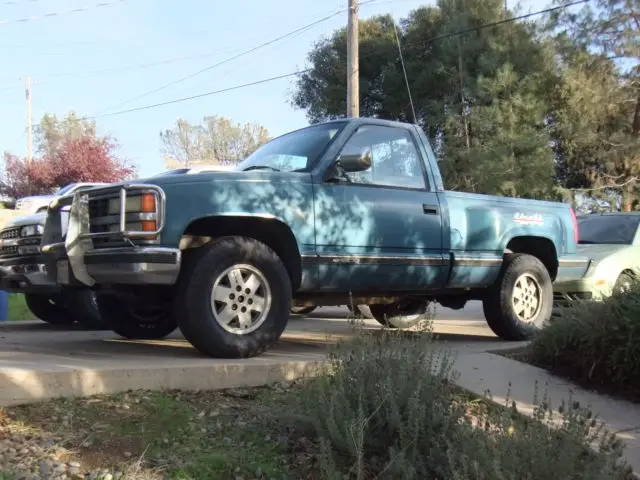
[528,281,640,397]
[291,326,633,479]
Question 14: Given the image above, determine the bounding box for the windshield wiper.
[243,165,281,172]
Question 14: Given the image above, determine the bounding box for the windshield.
[577,215,640,245]
[55,183,78,195]
[235,122,346,172]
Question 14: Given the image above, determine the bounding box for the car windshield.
[235,122,346,172]
[55,183,78,195]
[577,215,640,245]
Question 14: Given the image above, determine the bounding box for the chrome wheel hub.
[210,264,272,335]
[511,273,542,323]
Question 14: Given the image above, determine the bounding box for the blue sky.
[0,0,549,178]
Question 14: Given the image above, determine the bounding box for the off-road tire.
[369,299,431,329]
[175,236,292,359]
[290,305,317,315]
[482,253,553,341]
[96,292,178,339]
[24,293,74,325]
[65,289,106,330]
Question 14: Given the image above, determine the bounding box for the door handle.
[422,204,439,215]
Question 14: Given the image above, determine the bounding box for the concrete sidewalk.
[1,306,638,475]
[453,349,640,477]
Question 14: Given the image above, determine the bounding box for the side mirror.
[337,150,372,173]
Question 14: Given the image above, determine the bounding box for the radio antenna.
[393,20,417,124]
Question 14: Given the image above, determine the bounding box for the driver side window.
[339,125,427,190]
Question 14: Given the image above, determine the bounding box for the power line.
[59,0,592,121]
[406,0,590,46]
[94,0,380,116]
[80,70,311,120]
[0,0,126,26]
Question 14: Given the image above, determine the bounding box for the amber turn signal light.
[141,193,156,213]
[141,220,157,232]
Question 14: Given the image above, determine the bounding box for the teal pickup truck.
[39,118,588,358]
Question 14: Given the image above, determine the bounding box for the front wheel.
[24,293,74,325]
[369,298,431,329]
[96,292,178,339]
[482,253,553,341]
[175,236,292,359]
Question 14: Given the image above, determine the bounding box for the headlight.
[20,224,44,237]
[107,193,157,215]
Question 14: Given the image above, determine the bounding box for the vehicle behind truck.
[39,117,588,358]
[0,210,102,327]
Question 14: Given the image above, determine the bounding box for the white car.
[15,182,109,214]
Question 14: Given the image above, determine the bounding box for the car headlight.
[20,224,44,237]
[107,193,157,215]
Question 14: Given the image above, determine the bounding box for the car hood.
[576,244,631,263]
[4,211,48,229]
[18,194,56,202]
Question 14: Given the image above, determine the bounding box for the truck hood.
[134,169,310,186]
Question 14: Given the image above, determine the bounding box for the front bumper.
[47,246,181,286]
[0,254,60,293]
[552,277,609,308]
[41,183,181,287]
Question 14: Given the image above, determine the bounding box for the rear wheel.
[482,253,552,341]
[369,298,431,329]
[175,236,291,358]
[24,293,74,325]
[96,292,178,339]
[65,289,106,330]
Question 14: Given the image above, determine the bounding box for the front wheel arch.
[181,215,302,291]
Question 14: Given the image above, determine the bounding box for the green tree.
[160,115,270,167]
[547,0,640,210]
[292,0,558,199]
[34,111,99,157]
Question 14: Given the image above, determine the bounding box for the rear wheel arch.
[181,215,302,291]
[504,236,558,281]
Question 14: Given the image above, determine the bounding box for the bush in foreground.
[291,327,633,479]
[528,282,640,397]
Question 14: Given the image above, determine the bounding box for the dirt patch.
[1,383,306,479]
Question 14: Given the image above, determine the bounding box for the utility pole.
[26,76,32,195]
[346,0,359,117]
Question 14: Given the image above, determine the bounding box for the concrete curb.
[0,360,323,407]
[0,320,50,332]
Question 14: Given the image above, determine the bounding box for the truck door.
[313,123,447,292]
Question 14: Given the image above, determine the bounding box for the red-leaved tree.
[46,136,135,187]
[2,135,136,199]
[2,153,54,199]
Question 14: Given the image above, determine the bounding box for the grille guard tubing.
[39,184,167,287]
